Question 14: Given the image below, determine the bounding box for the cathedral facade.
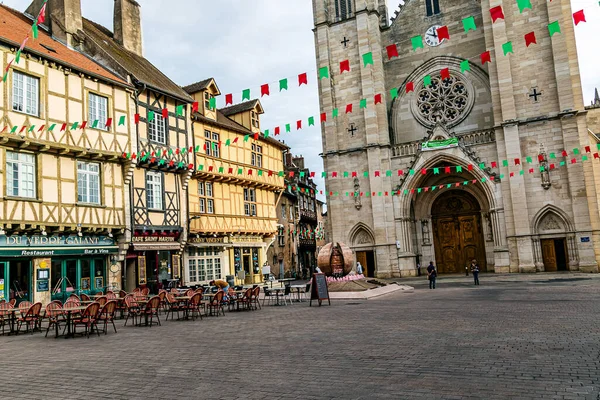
[312,0,600,277]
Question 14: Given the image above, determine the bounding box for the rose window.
[415,74,471,127]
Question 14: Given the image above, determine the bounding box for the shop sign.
[0,235,118,257]
[132,236,177,243]
[188,236,224,244]
[230,235,263,244]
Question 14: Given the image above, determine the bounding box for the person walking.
[417,263,421,276]
[470,260,480,285]
[356,262,363,275]
[426,261,437,289]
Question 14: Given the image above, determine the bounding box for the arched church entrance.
[431,190,487,274]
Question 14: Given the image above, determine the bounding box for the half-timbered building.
[183,79,288,285]
[0,4,134,304]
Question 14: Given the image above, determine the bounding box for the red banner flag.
[274,127,280,136]
[134,114,140,124]
[310,172,315,178]
[437,25,450,41]
[261,84,270,97]
[573,10,586,25]
[340,60,350,73]
[346,103,353,114]
[445,166,451,174]
[60,123,67,132]
[398,170,404,176]
[421,169,427,175]
[538,154,544,162]
[375,171,381,177]
[320,113,327,122]
[480,51,491,65]
[490,6,504,22]
[37,3,47,24]
[332,172,337,178]
[298,73,308,86]
[440,68,450,80]
[562,150,568,157]
[514,158,521,165]
[406,82,414,93]
[374,94,382,104]
[571,158,577,164]
[524,32,536,47]
[192,102,199,113]
[225,94,233,105]
[253,133,259,140]
[352,172,357,178]
[491,161,497,168]
[386,44,399,60]
[297,120,302,130]
[162,108,168,119]
[105,118,113,128]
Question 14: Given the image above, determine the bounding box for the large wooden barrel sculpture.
[317,242,354,276]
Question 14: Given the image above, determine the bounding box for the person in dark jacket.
[470,260,480,285]
[426,262,437,289]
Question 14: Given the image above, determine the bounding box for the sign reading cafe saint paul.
[0,234,118,257]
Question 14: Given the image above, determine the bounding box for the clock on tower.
[424,25,444,47]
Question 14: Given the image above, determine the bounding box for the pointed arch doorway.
[432,190,487,274]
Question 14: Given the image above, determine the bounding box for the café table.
[2,308,19,335]
[61,305,87,339]
[267,287,287,306]
[290,284,307,302]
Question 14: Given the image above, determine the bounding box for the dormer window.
[204,92,213,111]
[251,111,260,129]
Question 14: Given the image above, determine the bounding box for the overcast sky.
[6,0,599,202]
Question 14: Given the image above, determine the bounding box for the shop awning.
[132,242,181,251]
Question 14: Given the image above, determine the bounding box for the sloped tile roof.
[81,18,193,102]
[182,78,213,94]
[220,100,261,117]
[0,5,127,85]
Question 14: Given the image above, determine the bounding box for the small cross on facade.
[529,87,542,102]
[341,37,350,47]
[348,123,357,137]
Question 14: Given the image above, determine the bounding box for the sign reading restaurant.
[0,234,118,257]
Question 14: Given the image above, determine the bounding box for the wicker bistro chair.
[206,290,225,317]
[119,290,127,298]
[80,293,91,302]
[185,293,203,321]
[18,301,33,317]
[157,290,167,312]
[282,285,292,306]
[106,292,117,300]
[17,302,42,334]
[185,289,194,297]
[8,298,16,307]
[133,287,141,294]
[140,296,161,327]
[67,294,80,303]
[72,302,101,338]
[97,300,118,334]
[124,295,141,327]
[44,302,65,338]
[235,288,253,311]
[96,296,108,308]
[165,293,184,321]
[141,287,150,296]
[251,286,262,310]
[0,302,13,335]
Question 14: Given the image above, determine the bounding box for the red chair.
[141,296,161,326]
[18,301,33,317]
[165,293,183,321]
[185,289,194,297]
[141,287,150,296]
[44,302,65,338]
[8,299,16,307]
[185,293,203,321]
[80,293,91,301]
[124,295,141,327]
[0,302,13,335]
[97,300,118,334]
[158,290,167,312]
[252,286,262,310]
[16,302,42,334]
[96,296,108,308]
[106,292,117,300]
[119,290,127,298]
[170,288,178,294]
[72,303,100,338]
[207,291,225,317]
[67,294,80,303]
[133,287,141,293]
[237,288,253,311]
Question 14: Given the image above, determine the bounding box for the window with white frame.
[12,71,39,116]
[88,93,108,130]
[198,181,214,214]
[6,151,36,198]
[251,110,259,129]
[244,188,257,217]
[204,130,220,158]
[77,161,101,204]
[277,226,285,247]
[148,112,166,144]
[251,143,262,168]
[146,171,163,210]
[188,247,222,283]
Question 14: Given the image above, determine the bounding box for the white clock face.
[424,25,444,47]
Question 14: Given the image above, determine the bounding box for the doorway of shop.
[0,260,32,304]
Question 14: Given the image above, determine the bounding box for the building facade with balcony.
[184,79,288,286]
[0,4,135,304]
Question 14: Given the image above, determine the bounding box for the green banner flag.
[548,21,561,37]
[411,35,423,51]
[502,160,509,167]
[91,120,99,128]
[242,89,250,101]
[264,129,269,138]
[460,60,470,73]
[390,88,398,100]
[360,99,367,109]
[308,116,315,126]
[279,78,288,91]
[285,124,291,132]
[502,41,513,56]
[71,122,79,130]
[209,97,216,110]
[48,123,56,132]
[176,105,184,116]
[118,115,126,126]
[362,52,374,67]
[32,23,39,39]
[456,166,463,172]
[516,0,532,13]
[225,139,231,146]
[550,152,556,159]
[238,168,243,175]
[526,156,532,163]
[573,148,580,155]
[10,126,17,133]
[343,171,349,177]
[433,168,439,174]
[386,170,392,177]
[423,75,432,87]
[243,135,250,142]
[28,125,35,132]
[319,66,329,79]
[148,111,155,122]
[332,108,339,118]
[463,16,476,32]
[321,172,326,178]
[258,169,263,176]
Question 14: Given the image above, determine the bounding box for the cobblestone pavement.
[2,273,600,400]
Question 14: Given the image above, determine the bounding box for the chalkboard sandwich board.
[310,273,331,306]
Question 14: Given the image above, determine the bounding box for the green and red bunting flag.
[490,6,504,22]
[279,78,288,91]
[242,89,251,101]
[363,52,374,67]
[390,88,398,100]
[411,36,424,51]
[516,0,532,13]
[460,60,470,73]
[209,97,216,110]
[386,44,399,59]
[360,99,367,109]
[424,75,432,87]
[463,16,476,32]
[319,66,329,79]
[437,26,450,41]
[118,115,126,126]
[308,116,315,126]
[176,105,184,116]
[573,10,586,25]
[525,32,536,47]
[148,111,155,122]
[502,42,513,56]
[32,23,39,39]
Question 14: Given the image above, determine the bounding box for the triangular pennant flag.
[298,73,308,86]
[524,32,536,47]
[386,44,398,60]
[411,36,424,51]
[362,52,374,67]
[261,84,270,97]
[548,21,561,37]
[463,16,476,33]
[279,78,288,91]
[340,60,350,73]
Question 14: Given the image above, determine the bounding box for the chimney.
[113,0,143,56]
[26,0,83,48]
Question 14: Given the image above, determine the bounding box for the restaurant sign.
[0,235,118,257]
[188,236,225,244]
[132,236,177,243]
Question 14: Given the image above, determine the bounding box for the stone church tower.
[312,0,600,277]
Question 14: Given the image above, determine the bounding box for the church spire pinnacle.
[593,88,600,106]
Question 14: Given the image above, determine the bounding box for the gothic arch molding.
[531,205,574,234]
[349,223,376,247]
